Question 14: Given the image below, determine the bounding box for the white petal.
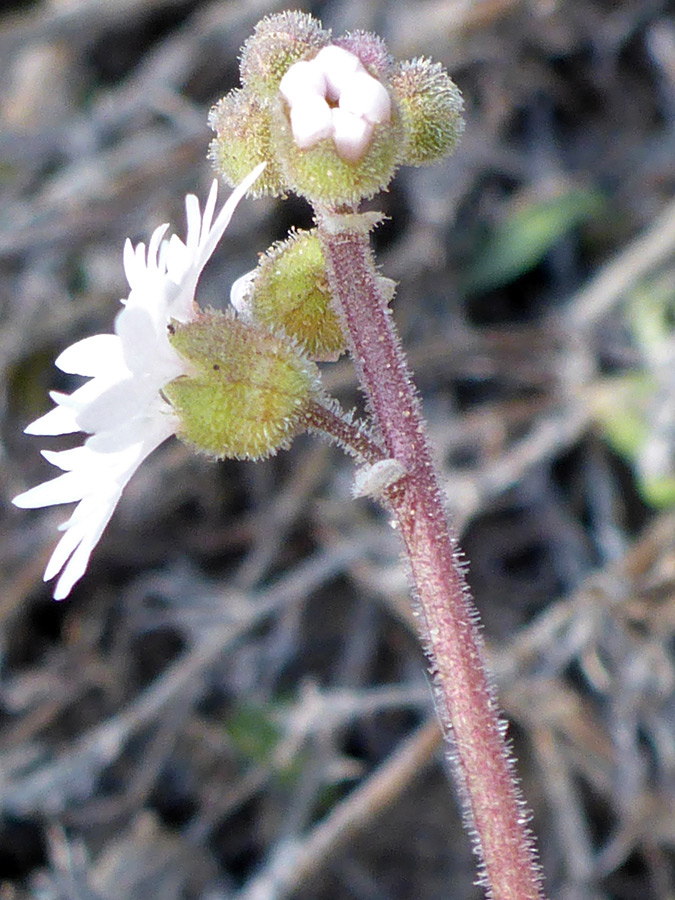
[290,97,334,149]
[86,409,176,454]
[147,222,168,271]
[45,523,89,585]
[54,376,123,421]
[279,59,326,104]
[85,425,144,455]
[339,71,391,124]
[164,235,191,292]
[194,164,266,275]
[185,193,202,258]
[123,239,146,290]
[42,446,99,472]
[116,305,162,373]
[58,486,123,535]
[230,269,257,317]
[24,404,80,436]
[315,46,364,99]
[45,502,109,581]
[13,470,89,508]
[49,420,176,598]
[116,305,185,387]
[72,377,156,433]
[56,334,126,377]
[200,179,219,242]
[122,238,136,291]
[124,225,168,295]
[331,108,374,162]
[49,502,117,600]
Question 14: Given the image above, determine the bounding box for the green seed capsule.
[165,311,319,460]
[245,229,346,361]
[390,58,465,167]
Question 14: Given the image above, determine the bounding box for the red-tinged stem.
[305,399,386,465]
[315,208,546,900]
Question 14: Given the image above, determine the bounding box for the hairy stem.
[315,208,546,900]
[305,399,386,464]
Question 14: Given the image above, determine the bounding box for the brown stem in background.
[315,208,546,900]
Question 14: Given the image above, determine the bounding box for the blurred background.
[2,1,675,898]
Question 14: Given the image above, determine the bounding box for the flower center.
[279,46,391,163]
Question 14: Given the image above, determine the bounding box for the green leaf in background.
[463,186,604,295]
[593,374,675,510]
[593,374,653,463]
[627,273,675,358]
[223,700,316,791]
[225,702,282,764]
[640,475,675,509]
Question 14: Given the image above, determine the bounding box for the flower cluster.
[14,12,466,601]
[209,11,464,207]
[13,165,263,599]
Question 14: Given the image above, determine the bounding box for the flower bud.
[271,45,402,206]
[164,312,319,460]
[240,11,330,101]
[209,90,286,197]
[390,58,464,167]
[237,229,346,362]
[334,31,393,81]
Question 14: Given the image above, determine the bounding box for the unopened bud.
[209,89,286,197]
[236,229,346,362]
[240,11,329,101]
[334,31,394,81]
[164,312,319,460]
[390,58,464,167]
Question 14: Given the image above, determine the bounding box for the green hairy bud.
[334,30,394,81]
[239,11,329,101]
[165,312,319,460]
[208,90,286,197]
[390,58,465,167]
[243,229,346,362]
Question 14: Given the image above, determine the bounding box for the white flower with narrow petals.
[279,46,391,163]
[13,164,264,600]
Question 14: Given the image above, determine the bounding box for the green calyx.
[270,102,403,207]
[208,90,286,198]
[390,58,465,167]
[245,229,346,361]
[164,312,319,460]
[239,11,330,101]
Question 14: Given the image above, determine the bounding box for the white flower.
[279,46,391,162]
[13,164,264,600]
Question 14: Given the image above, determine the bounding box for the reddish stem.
[305,399,386,465]
[316,209,546,900]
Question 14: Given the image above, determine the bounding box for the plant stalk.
[305,399,386,465]
[315,208,546,900]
